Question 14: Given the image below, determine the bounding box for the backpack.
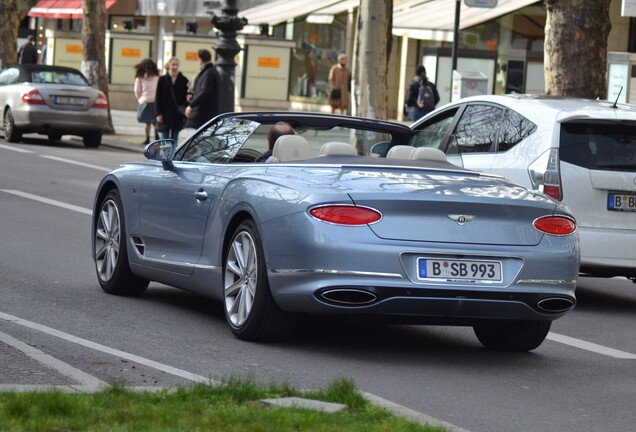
[405,79,419,108]
[418,84,436,111]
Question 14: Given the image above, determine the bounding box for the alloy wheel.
[224,230,258,327]
[95,198,121,282]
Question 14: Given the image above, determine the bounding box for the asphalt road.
[1,135,635,432]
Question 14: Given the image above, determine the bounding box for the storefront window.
[109,16,147,32]
[280,16,347,101]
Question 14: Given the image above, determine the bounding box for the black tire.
[223,219,297,342]
[84,131,102,148]
[474,320,552,352]
[94,189,149,296]
[4,108,22,143]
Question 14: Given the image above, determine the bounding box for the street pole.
[207,0,247,113]
[451,0,461,84]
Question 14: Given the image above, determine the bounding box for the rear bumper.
[269,270,577,321]
[579,227,636,277]
[12,106,109,134]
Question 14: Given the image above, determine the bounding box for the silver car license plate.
[607,192,636,212]
[418,258,502,282]
[54,96,86,106]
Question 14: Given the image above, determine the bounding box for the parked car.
[0,64,109,147]
[407,95,636,282]
[92,112,579,351]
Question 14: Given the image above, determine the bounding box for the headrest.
[409,147,447,162]
[270,134,310,162]
[319,141,357,156]
[386,145,414,159]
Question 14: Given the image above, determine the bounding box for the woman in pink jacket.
[134,59,160,145]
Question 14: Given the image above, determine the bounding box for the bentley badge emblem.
[447,214,475,225]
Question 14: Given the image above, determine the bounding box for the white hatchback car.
[409,95,636,281]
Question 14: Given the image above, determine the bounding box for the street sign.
[464,0,498,7]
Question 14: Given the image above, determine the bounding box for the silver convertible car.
[92,112,579,351]
[0,64,109,147]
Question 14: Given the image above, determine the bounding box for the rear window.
[560,123,636,171]
[31,70,88,86]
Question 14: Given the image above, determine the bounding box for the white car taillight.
[92,92,108,109]
[21,89,46,105]
[528,148,562,201]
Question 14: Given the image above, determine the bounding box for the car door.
[138,164,217,275]
[138,117,258,275]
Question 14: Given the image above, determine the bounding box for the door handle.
[194,189,208,201]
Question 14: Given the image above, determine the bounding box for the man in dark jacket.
[405,65,440,122]
[18,36,38,64]
[184,49,221,130]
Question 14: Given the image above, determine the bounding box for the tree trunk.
[82,0,114,133]
[354,0,392,120]
[0,0,38,69]
[544,0,611,98]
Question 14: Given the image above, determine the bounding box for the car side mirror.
[145,139,176,170]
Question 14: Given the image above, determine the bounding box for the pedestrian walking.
[328,53,351,115]
[155,57,189,142]
[183,49,221,131]
[404,65,440,122]
[133,58,160,145]
[18,35,38,64]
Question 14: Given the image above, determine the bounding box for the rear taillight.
[92,92,108,109]
[21,89,46,105]
[309,205,382,225]
[533,215,576,235]
[528,148,562,201]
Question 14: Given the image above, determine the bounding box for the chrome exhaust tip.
[319,289,378,306]
[537,297,575,313]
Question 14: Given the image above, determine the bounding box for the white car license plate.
[54,96,86,106]
[418,258,502,282]
[607,192,636,212]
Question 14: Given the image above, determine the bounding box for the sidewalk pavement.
[102,109,148,151]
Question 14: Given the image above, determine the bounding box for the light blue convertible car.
[92,112,579,351]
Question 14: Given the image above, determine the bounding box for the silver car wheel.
[95,198,121,282]
[224,230,257,328]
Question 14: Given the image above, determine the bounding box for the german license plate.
[418,258,502,282]
[54,96,86,105]
[607,192,636,212]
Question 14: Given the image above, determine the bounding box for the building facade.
[25,0,636,116]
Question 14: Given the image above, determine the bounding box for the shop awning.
[241,0,345,27]
[393,0,540,38]
[241,0,540,41]
[28,0,117,19]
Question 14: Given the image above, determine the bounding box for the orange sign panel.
[185,51,198,61]
[66,45,82,54]
[258,57,280,68]
[121,48,141,58]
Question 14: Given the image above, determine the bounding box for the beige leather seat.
[386,145,414,159]
[266,135,310,162]
[409,147,447,162]
[319,141,357,156]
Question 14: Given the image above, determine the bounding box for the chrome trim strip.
[270,269,404,279]
[517,279,577,285]
[129,240,218,271]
